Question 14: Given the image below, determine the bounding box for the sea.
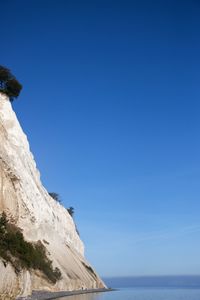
[56,276,200,300]
[56,288,200,300]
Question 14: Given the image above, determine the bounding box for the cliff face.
[0,93,105,299]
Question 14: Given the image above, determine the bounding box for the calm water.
[56,288,200,300]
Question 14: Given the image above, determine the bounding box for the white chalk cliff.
[0,93,105,299]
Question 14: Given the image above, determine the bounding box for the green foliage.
[67,206,74,217]
[0,65,22,101]
[0,213,61,283]
[48,192,80,236]
[66,207,80,235]
[49,192,61,203]
[0,212,7,235]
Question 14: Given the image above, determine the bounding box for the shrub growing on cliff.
[48,193,80,235]
[66,207,80,236]
[67,206,74,217]
[49,192,61,203]
[0,213,61,283]
[0,65,22,101]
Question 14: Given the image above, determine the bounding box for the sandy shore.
[16,288,114,300]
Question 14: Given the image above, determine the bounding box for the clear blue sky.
[1,0,200,277]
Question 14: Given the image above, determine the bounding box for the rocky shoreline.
[16,288,114,300]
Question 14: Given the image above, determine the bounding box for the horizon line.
[102,274,200,278]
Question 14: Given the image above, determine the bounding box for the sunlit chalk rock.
[0,93,105,299]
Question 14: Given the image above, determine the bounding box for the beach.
[16,288,112,300]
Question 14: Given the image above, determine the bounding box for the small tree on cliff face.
[48,192,61,203]
[67,206,74,217]
[0,65,22,101]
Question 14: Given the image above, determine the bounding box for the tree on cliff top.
[0,65,22,102]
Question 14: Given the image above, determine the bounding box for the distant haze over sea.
[103,276,200,288]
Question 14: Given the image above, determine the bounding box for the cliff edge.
[0,93,105,299]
